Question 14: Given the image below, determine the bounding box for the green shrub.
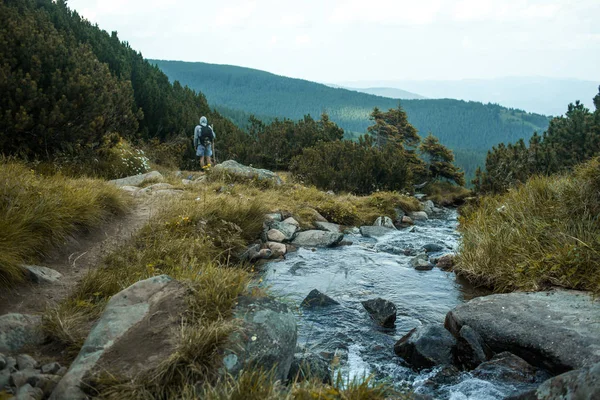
[0,161,130,287]
[457,157,600,294]
[290,140,411,195]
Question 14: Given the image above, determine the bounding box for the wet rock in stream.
[301,289,340,308]
[361,298,397,328]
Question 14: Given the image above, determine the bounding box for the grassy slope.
[41,171,417,398]
[456,157,600,294]
[0,162,131,287]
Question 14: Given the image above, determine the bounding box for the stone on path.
[22,266,62,284]
[445,290,600,373]
[108,170,162,187]
[212,160,283,186]
[0,314,43,354]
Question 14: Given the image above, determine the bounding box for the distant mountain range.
[150,60,552,181]
[327,85,426,100]
[336,77,599,116]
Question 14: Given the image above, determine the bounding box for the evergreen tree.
[419,134,465,186]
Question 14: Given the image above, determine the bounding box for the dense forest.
[150,60,551,177]
[474,91,600,194]
[0,0,250,171]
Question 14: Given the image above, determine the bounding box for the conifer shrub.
[0,161,130,287]
[456,157,600,294]
[290,140,411,195]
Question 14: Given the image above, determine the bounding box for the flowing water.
[262,210,541,399]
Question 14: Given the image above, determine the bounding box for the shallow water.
[262,211,540,399]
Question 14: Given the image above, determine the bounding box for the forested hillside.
[150,60,550,151]
[0,0,248,170]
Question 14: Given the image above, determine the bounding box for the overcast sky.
[70,0,599,83]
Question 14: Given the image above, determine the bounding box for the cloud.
[452,0,561,22]
[295,34,311,46]
[330,0,443,25]
[214,1,257,27]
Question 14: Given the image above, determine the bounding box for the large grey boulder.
[422,200,435,216]
[223,296,297,382]
[314,221,342,233]
[108,170,162,187]
[50,275,185,400]
[212,160,283,186]
[292,231,343,247]
[0,314,43,353]
[362,298,397,328]
[359,226,395,238]
[373,216,396,229]
[23,266,62,284]
[530,362,600,399]
[394,324,456,369]
[445,290,600,373]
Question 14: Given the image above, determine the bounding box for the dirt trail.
[0,198,156,316]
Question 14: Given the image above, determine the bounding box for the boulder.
[9,368,38,388]
[359,226,394,238]
[361,298,397,328]
[265,213,282,222]
[301,289,339,308]
[373,216,396,229]
[394,325,456,369]
[299,207,327,223]
[410,254,434,271]
[0,353,5,370]
[16,355,37,371]
[434,254,455,271]
[266,221,298,241]
[288,353,332,384]
[343,226,360,235]
[401,216,414,225]
[223,296,297,382]
[0,314,43,353]
[22,265,62,284]
[50,275,186,400]
[315,221,342,233]
[292,231,343,248]
[108,170,162,187]
[452,325,491,370]
[212,160,283,186]
[267,229,287,243]
[266,242,287,257]
[422,243,444,253]
[472,352,541,383]
[283,217,300,227]
[532,362,600,400]
[40,363,61,375]
[0,368,9,391]
[29,374,61,398]
[15,383,43,400]
[445,290,600,373]
[422,200,435,216]
[409,211,428,221]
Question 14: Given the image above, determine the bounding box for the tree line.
[473,90,600,194]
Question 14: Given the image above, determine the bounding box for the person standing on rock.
[194,116,216,170]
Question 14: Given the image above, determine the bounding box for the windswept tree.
[419,134,465,186]
[367,105,420,148]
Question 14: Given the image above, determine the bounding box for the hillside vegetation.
[150,60,550,152]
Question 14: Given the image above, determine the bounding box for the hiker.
[193,116,216,169]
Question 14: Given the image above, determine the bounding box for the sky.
[69,0,600,83]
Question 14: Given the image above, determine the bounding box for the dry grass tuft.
[423,181,472,206]
[456,157,600,294]
[0,161,130,287]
